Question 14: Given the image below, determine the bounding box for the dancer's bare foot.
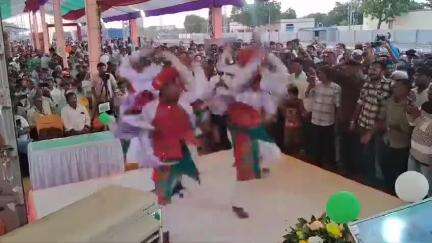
[232,206,249,219]
[163,231,170,243]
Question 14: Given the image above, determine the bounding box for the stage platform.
[165,150,404,243]
[28,150,403,243]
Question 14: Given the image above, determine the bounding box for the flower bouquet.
[282,214,353,243]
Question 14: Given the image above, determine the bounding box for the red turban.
[152,67,180,90]
[237,48,261,67]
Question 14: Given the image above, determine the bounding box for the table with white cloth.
[28,131,125,190]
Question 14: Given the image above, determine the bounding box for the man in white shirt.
[40,53,51,69]
[15,114,31,176]
[15,115,30,151]
[9,58,20,72]
[100,50,110,65]
[289,58,312,112]
[50,82,67,114]
[27,95,52,127]
[61,92,91,135]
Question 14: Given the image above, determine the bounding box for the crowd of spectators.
[6,36,432,196]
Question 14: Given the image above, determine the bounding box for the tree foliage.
[304,1,363,27]
[363,0,415,29]
[281,8,297,19]
[230,1,284,27]
[408,1,426,10]
[304,13,331,26]
[184,15,208,33]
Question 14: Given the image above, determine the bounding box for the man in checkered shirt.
[350,61,392,186]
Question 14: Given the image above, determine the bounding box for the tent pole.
[28,12,35,50]
[52,0,68,68]
[85,0,102,82]
[129,19,139,49]
[210,7,223,39]
[32,11,41,51]
[40,5,50,54]
[77,25,83,42]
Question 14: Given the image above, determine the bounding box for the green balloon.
[326,191,361,224]
[99,112,114,125]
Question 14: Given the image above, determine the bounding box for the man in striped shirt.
[408,100,432,196]
[307,65,341,166]
[350,61,392,186]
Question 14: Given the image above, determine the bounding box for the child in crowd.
[279,84,307,155]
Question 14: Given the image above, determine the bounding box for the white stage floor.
[165,150,403,243]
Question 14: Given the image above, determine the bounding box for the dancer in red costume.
[218,47,282,219]
[117,64,200,243]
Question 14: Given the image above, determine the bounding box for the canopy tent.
[74,0,204,22]
[26,0,200,20]
[145,0,243,17]
[0,0,27,19]
[25,0,243,22]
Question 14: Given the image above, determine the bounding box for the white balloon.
[395,171,429,202]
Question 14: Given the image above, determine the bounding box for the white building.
[229,18,316,33]
[151,25,177,31]
[363,10,432,30]
[274,18,315,33]
[336,25,364,31]
[229,21,250,32]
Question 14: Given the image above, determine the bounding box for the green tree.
[281,8,297,19]
[327,1,364,25]
[304,1,363,27]
[363,0,414,29]
[426,0,432,8]
[184,15,208,33]
[304,13,330,26]
[230,1,282,27]
[408,0,425,10]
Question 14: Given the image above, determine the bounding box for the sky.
[139,0,350,28]
[5,0,348,29]
[6,0,424,29]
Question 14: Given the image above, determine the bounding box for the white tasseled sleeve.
[225,60,261,93]
[262,92,278,116]
[179,100,197,128]
[260,53,292,99]
[118,58,162,94]
[267,53,288,74]
[125,100,165,168]
[216,48,238,75]
[161,51,194,86]
[235,90,277,116]
[121,99,158,130]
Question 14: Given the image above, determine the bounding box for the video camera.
[100,72,111,82]
[371,33,390,48]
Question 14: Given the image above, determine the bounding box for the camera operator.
[371,33,400,62]
[92,62,118,117]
